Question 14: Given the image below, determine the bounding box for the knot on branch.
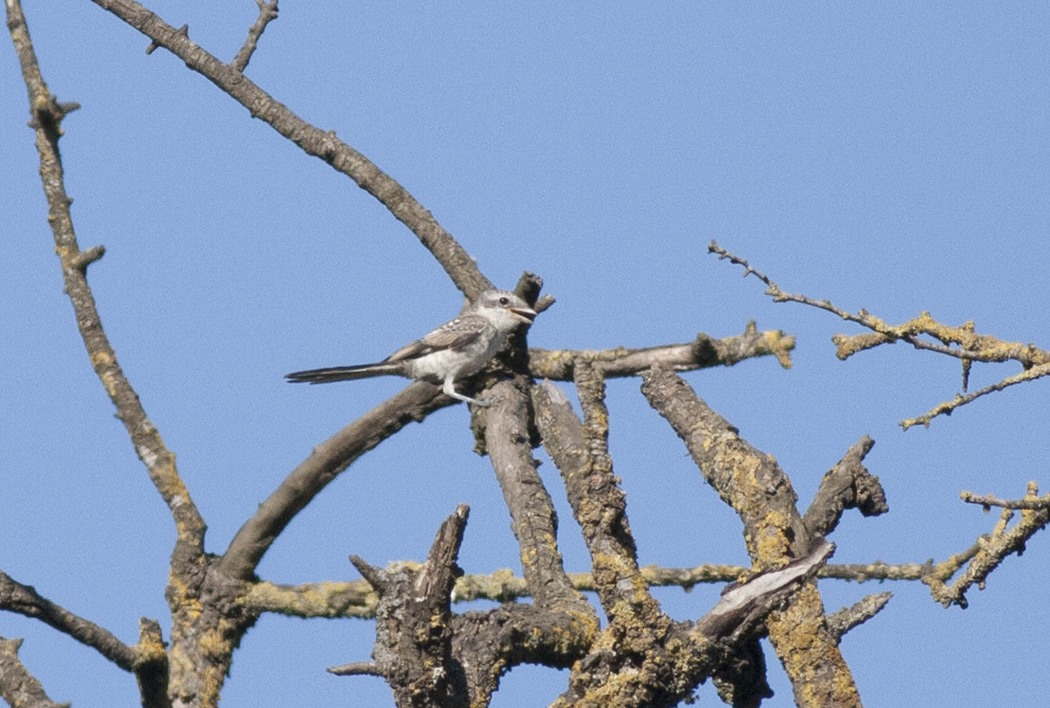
[29,93,80,137]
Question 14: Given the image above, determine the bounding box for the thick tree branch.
[347,506,471,707]
[90,0,493,298]
[0,636,67,708]
[453,379,597,705]
[221,382,454,580]
[642,366,860,708]
[533,375,656,620]
[483,381,584,610]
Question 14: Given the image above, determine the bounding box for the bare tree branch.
[825,592,892,642]
[960,489,1050,511]
[642,365,861,708]
[346,506,471,707]
[0,572,137,672]
[925,482,1050,608]
[0,636,68,708]
[803,435,887,539]
[230,0,279,72]
[534,373,657,619]
[221,382,454,580]
[327,661,382,677]
[90,0,494,299]
[483,381,586,611]
[246,579,378,618]
[7,0,205,555]
[900,363,1050,430]
[529,323,794,381]
[708,240,1050,429]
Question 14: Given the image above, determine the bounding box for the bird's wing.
[385,315,490,363]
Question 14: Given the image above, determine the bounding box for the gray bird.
[286,290,537,406]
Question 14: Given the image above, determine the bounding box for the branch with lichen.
[642,365,862,708]
[0,635,67,708]
[528,321,794,380]
[708,240,1050,429]
[926,482,1049,608]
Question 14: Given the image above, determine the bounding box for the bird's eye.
[499,297,509,305]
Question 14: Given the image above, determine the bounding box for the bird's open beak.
[509,307,537,325]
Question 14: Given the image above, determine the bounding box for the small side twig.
[900,363,1050,430]
[803,435,887,539]
[925,482,1050,608]
[961,489,1050,511]
[825,592,893,642]
[328,661,383,677]
[231,0,279,73]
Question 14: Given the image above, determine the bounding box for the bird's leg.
[442,376,497,407]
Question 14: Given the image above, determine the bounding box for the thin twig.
[961,489,1050,510]
[901,362,1050,430]
[709,240,1050,429]
[926,482,1050,608]
[231,0,279,72]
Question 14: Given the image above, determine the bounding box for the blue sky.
[3,3,1049,706]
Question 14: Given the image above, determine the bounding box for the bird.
[286,290,538,406]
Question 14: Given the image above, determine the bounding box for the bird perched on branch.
[286,290,537,406]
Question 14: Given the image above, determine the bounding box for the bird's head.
[474,290,537,329]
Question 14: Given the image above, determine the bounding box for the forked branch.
[709,240,1050,428]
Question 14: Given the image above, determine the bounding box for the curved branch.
[221,382,454,579]
[8,0,204,551]
[90,0,493,298]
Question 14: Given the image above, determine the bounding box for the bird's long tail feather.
[285,363,399,384]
